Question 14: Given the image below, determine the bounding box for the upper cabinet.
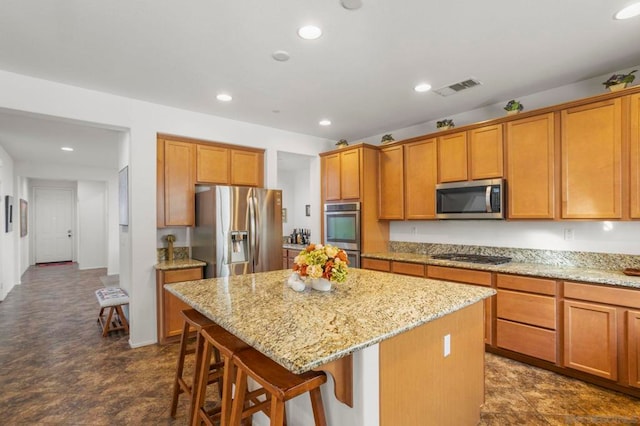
[631,93,640,219]
[505,113,557,219]
[561,99,622,219]
[378,145,404,220]
[469,124,504,180]
[405,138,438,219]
[157,135,265,227]
[322,148,361,201]
[438,131,468,183]
[437,125,503,183]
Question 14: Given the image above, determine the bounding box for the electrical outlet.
[411,226,418,235]
[563,228,575,241]
[443,334,451,357]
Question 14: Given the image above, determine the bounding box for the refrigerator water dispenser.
[230,231,249,263]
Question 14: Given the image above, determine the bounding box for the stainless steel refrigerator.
[192,185,283,278]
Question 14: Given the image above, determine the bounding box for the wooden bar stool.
[191,325,251,426]
[229,348,328,426]
[170,309,223,422]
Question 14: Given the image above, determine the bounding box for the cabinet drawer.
[163,268,203,284]
[427,266,492,286]
[497,290,556,329]
[391,261,425,277]
[564,281,640,309]
[497,274,556,296]
[282,249,288,257]
[361,258,391,272]
[497,319,556,363]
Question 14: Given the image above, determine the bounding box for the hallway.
[0,264,639,425]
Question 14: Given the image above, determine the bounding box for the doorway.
[34,187,74,264]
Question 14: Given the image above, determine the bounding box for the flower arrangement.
[292,243,349,283]
[504,100,524,112]
[602,70,636,89]
[436,119,455,129]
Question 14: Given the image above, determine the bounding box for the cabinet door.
[196,144,229,184]
[340,149,361,200]
[563,300,617,380]
[157,267,203,344]
[631,94,640,219]
[405,138,437,219]
[505,113,556,219]
[230,149,264,187]
[469,124,503,180]
[323,153,342,201]
[379,145,404,219]
[561,99,622,218]
[438,132,468,182]
[164,140,196,226]
[629,310,640,388]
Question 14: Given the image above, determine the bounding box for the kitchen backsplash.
[156,247,190,262]
[388,241,640,270]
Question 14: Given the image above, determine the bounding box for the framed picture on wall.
[20,199,27,237]
[5,195,13,233]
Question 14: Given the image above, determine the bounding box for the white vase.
[311,278,332,292]
[608,82,627,92]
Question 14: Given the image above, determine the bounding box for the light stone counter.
[165,268,495,374]
[362,252,640,289]
[154,258,206,271]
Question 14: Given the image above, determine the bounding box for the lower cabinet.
[496,274,557,363]
[361,258,425,277]
[629,310,640,388]
[156,266,203,344]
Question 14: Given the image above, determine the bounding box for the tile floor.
[1,264,639,425]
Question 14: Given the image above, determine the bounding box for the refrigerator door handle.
[250,192,260,266]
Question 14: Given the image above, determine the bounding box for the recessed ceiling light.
[319,119,332,126]
[341,0,363,10]
[61,147,74,152]
[216,94,233,102]
[272,50,291,62]
[615,2,640,19]
[298,25,322,40]
[414,83,432,93]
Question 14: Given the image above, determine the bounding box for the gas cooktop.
[430,253,512,265]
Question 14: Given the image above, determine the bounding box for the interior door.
[34,187,73,263]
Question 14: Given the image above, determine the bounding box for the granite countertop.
[361,252,640,289]
[165,268,495,374]
[155,258,206,271]
[282,243,307,251]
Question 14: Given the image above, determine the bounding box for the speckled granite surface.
[165,268,495,374]
[156,247,190,262]
[363,243,640,289]
[155,258,206,271]
[282,244,307,251]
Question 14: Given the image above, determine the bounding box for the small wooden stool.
[229,348,328,426]
[94,287,129,337]
[192,325,251,426]
[170,309,222,422]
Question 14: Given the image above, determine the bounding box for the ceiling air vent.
[433,78,482,97]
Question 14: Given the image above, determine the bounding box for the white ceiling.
[0,1,639,168]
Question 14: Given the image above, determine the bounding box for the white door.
[34,188,74,263]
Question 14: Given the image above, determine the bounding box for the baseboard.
[128,338,157,348]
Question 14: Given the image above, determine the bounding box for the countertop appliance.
[431,253,512,265]
[193,185,283,278]
[324,202,361,268]
[436,178,505,219]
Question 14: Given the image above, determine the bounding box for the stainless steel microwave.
[435,178,505,219]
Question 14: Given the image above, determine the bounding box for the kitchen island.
[166,268,495,425]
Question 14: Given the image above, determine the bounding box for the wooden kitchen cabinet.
[156,266,204,344]
[505,113,557,219]
[561,98,623,219]
[158,138,196,227]
[631,93,640,219]
[496,274,557,363]
[427,265,494,344]
[322,148,361,201]
[405,137,438,219]
[437,131,468,183]
[469,124,504,180]
[361,258,425,277]
[230,148,264,187]
[196,144,229,184]
[629,310,640,388]
[378,145,404,220]
[361,257,391,272]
